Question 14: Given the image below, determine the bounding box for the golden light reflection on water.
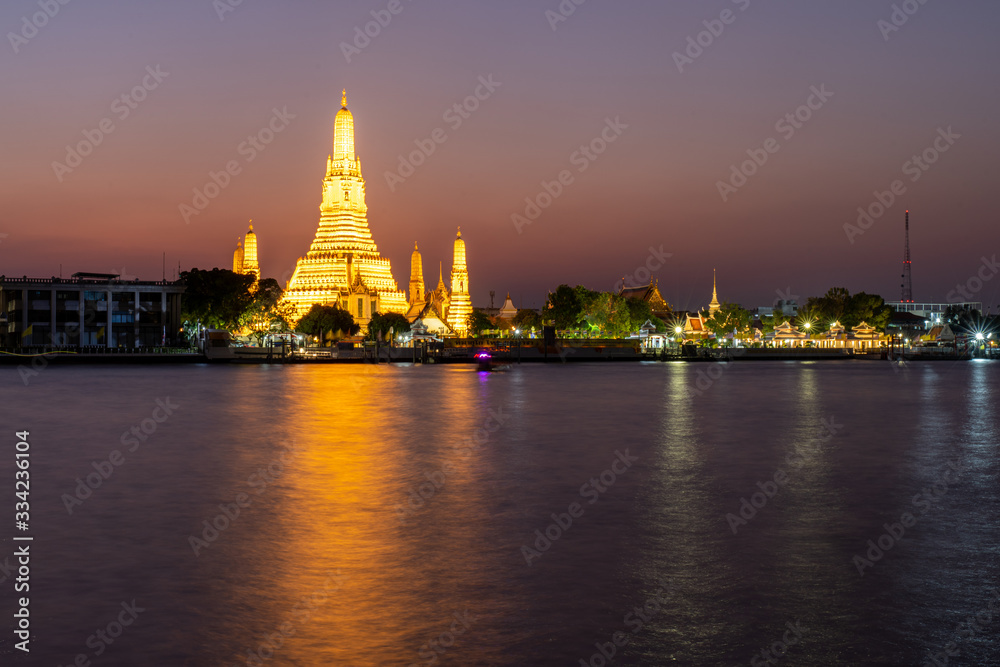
[243,365,508,665]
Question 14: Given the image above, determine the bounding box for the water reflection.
[3,362,998,665]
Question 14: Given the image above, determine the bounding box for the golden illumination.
[283,90,408,326]
[409,242,425,306]
[708,268,720,316]
[232,221,259,288]
[447,228,471,335]
[232,238,243,274]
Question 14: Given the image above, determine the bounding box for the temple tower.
[242,222,259,282]
[709,269,720,316]
[409,242,425,306]
[232,238,244,274]
[282,90,408,325]
[447,227,472,335]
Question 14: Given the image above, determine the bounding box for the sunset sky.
[2,0,998,311]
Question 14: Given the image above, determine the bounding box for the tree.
[805,287,851,325]
[512,309,542,332]
[700,303,751,338]
[545,284,587,329]
[467,308,495,336]
[241,278,294,345]
[367,312,410,341]
[845,292,892,331]
[624,298,667,333]
[180,268,255,331]
[295,305,359,345]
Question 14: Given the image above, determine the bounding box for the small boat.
[475,350,494,371]
[475,350,511,372]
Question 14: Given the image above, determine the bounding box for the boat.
[475,350,510,372]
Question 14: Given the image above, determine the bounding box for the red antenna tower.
[901,210,913,303]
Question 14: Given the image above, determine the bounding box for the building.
[681,272,722,337]
[497,293,518,322]
[447,229,472,336]
[708,269,720,316]
[618,279,672,321]
[232,222,259,288]
[282,90,408,327]
[886,301,982,321]
[0,272,184,349]
[408,243,425,314]
[405,229,474,337]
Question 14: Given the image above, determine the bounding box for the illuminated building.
[232,239,243,274]
[618,279,672,321]
[447,228,471,335]
[241,223,259,280]
[231,222,259,290]
[709,269,720,316]
[498,293,517,322]
[408,243,425,313]
[282,90,408,326]
[0,273,184,349]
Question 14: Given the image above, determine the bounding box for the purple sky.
[2,0,998,311]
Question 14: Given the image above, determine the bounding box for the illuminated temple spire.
[242,222,259,281]
[333,89,355,162]
[709,268,720,316]
[447,227,471,336]
[232,238,244,274]
[282,90,408,326]
[409,242,425,306]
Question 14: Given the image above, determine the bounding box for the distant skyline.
[2,0,999,312]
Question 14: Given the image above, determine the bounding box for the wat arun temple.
[271,91,471,335]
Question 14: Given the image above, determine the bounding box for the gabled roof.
[619,281,672,313]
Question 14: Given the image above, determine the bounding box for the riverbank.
[2,346,978,365]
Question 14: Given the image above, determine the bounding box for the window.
[358,298,364,317]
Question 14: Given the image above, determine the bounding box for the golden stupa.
[233,221,259,288]
[447,228,471,335]
[282,90,408,325]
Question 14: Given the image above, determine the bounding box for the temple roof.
[333,89,355,161]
